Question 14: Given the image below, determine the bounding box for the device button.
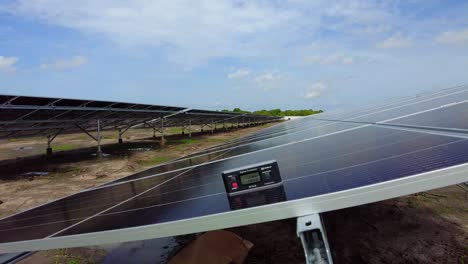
[231,182,238,189]
[263,172,272,182]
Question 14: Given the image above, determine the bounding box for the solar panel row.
[1,85,468,253]
[0,94,279,139]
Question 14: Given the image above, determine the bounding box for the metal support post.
[188,119,192,138]
[118,129,123,144]
[96,119,103,157]
[211,122,214,134]
[117,125,132,144]
[45,129,63,156]
[160,118,166,147]
[458,182,468,192]
[46,135,53,156]
[297,214,333,264]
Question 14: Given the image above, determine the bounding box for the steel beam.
[75,124,98,141]
[0,104,175,114]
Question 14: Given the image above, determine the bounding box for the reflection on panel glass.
[228,185,286,210]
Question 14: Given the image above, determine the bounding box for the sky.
[0,0,467,111]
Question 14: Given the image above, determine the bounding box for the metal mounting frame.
[297,214,333,264]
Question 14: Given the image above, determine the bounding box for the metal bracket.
[458,182,468,192]
[297,214,333,264]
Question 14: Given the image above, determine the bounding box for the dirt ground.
[1,124,467,263]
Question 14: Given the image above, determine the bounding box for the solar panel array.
[1,85,468,253]
[0,95,278,139]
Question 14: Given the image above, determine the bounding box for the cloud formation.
[0,56,18,72]
[304,54,354,65]
[378,34,412,49]
[435,28,468,44]
[302,82,327,99]
[4,0,406,66]
[253,72,282,91]
[40,56,88,70]
[228,69,250,79]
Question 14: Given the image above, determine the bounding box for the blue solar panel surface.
[1,85,468,253]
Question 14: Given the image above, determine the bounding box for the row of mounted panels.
[1,122,468,244]
[0,94,278,139]
[0,85,468,251]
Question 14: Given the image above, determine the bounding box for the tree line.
[221,108,323,117]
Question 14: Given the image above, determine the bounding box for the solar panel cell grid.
[1,87,468,253]
[385,101,468,130]
[1,123,467,247]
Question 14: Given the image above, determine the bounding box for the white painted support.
[188,119,192,137]
[160,118,164,139]
[297,214,333,264]
[96,119,102,156]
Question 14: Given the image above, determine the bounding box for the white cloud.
[378,34,413,49]
[40,55,88,70]
[0,56,18,72]
[228,69,250,79]
[3,0,405,67]
[304,54,354,65]
[302,82,327,99]
[253,72,282,91]
[435,28,468,44]
[6,1,296,66]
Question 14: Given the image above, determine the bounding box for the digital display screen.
[240,172,262,185]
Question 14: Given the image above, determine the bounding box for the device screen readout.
[240,171,262,185]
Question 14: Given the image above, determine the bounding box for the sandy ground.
[0,123,467,263]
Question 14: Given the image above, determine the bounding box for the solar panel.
[1,86,468,254]
[0,94,278,140]
[383,101,468,131]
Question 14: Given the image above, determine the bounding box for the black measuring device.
[222,160,282,196]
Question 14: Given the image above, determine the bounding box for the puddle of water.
[91,153,111,157]
[13,147,33,151]
[20,172,49,176]
[128,148,152,151]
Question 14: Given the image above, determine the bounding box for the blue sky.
[0,0,467,111]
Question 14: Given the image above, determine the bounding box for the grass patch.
[205,138,228,144]
[8,136,42,142]
[169,138,200,145]
[167,127,184,134]
[137,156,173,166]
[52,144,78,152]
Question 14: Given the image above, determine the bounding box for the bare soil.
[1,124,467,264]
[227,187,468,264]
